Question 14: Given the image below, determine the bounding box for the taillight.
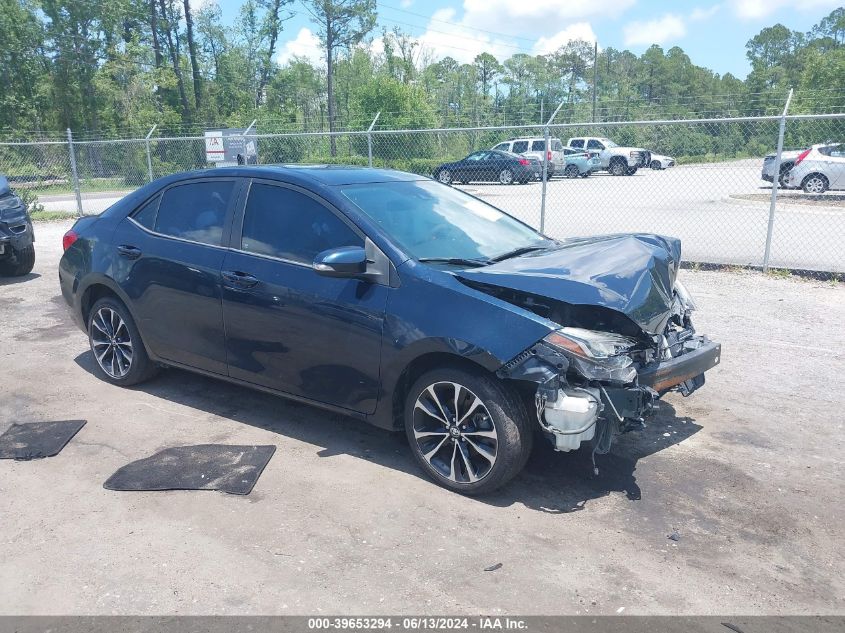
[547,150,552,161]
[794,148,811,166]
[62,230,79,251]
[519,158,530,166]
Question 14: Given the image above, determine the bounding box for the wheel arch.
[388,351,497,431]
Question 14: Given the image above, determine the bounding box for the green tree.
[303,0,376,155]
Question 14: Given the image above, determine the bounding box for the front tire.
[650,160,662,170]
[88,297,158,386]
[625,166,638,176]
[609,159,626,176]
[0,244,35,276]
[405,367,533,495]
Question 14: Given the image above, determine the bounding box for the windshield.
[340,180,547,262]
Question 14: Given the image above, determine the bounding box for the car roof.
[156,165,427,187]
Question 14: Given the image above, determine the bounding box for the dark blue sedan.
[434,150,536,185]
[59,166,720,494]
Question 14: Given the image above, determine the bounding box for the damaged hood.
[457,233,681,334]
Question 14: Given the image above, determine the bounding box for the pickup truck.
[567,137,651,176]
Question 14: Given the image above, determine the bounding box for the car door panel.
[110,178,241,375]
[221,180,388,414]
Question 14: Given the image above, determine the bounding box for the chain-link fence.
[1,114,843,273]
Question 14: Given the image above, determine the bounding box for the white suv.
[492,137,566,177]
[786,142,845,193]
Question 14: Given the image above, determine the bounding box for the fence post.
[367,112,381,168]
[242,119,257,165]
[540,102,564,233]
[66,128,83,217]
[145,124,157,182]
[762,88,793,273]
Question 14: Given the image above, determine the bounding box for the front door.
[221,180,388,414]
[111,178,240,375]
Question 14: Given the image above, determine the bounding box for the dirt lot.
[1,220,843,615]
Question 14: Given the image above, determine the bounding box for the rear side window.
[569,139,584,148]
[587,139,605,150]
[512,140,529,153]
[551,139,563,151]
[132,196,159,230]
[241,183,362,265]
[530,140,546,151]
[154,181,234,246]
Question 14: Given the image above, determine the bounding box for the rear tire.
[88,297,159,387]
[405,367,533,495]
[437,170,452,185]
[625,166,638,176]
[498,169,514,185]
[801,173,828,194]
[650,160,662,170]
[0,244,35,277]
[564,164,580,179]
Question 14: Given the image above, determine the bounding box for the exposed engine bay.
[492,279,720,471]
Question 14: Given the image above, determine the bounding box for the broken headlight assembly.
[543,327,640,383]
[673,279,697,312]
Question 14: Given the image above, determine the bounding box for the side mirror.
[313,246,369,278]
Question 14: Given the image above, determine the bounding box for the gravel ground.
[0,220,843,615]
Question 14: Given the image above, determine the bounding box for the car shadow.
[74,352,701,511]
[0,272,41,286]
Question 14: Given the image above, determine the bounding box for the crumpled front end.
[497,281,720,462]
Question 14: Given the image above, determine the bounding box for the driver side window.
[240,183,362,265]
[587,139,605,150]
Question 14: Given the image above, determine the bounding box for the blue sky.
[212,0,843,78]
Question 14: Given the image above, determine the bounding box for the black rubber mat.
[103,444,276,495]
[0,420,87,460]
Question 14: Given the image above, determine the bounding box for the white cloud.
[414,8,515,64]
[731,0,840,19]
[460,0,636,34]
[400,0,413,7]
[275,27,324,67]
[690,4,721,21]
[623,14,687,47]
[532,23,597,55]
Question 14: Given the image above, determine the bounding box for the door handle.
[221,270,259,288]
[117,245,142,260]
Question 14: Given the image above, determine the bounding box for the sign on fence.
[204,129,257,165]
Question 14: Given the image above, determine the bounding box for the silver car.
[786,143,845,193]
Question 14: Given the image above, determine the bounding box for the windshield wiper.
[490,245,550,262]
[417,257,490,267]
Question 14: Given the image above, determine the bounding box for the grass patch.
[766,267,792,279]
[30,210,76,222]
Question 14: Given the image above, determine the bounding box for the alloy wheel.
[804,176,826,194]
[412,381,498,484]
[91,306,134,379]
[438,170,452,184]
[499,169,514,185]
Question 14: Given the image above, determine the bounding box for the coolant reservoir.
[543,388,600,451]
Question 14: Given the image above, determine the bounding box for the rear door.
[220,180,388,413]
[821,144,845,188]
[111,178,241,374]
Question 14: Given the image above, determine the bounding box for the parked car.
[649,153,676,170]
[492,137,566,177]
[59,166,720,494]
[518,153,542,180]
[786,142,845,193]
[434,150,535,185]
[0,175,36,277]
[762,148,806,188]
[567,137,651,176]
[561,147,601,178]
